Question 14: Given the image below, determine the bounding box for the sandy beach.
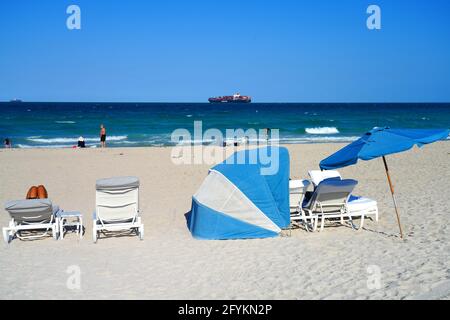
[0,142,449,300]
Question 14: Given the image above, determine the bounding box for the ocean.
[1,102,449,148]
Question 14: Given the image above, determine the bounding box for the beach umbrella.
[319,127,450,238]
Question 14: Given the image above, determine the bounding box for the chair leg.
[139,225,144,240]
[93,224,97,243]
[60,218,64,240]
[348,216,356,230]
[320,215,325,232]
[300,211,307,231]
[360,214,365,230]
[2,228,10,244]
[52,225,58,240]
[306,218,314,232]
[306,219,311,232]
[79,216,83,239]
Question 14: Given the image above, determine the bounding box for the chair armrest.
[53,208,63,219]
[52,205,61,215]
[302,191,314,208]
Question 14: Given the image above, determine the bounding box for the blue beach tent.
[188,146,290,240]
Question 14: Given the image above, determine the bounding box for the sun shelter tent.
[188,146,290,240]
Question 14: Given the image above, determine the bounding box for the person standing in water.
[4,138,11,148]
[100,124,106,148]
[265,128,271,144]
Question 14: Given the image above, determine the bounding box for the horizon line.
[1,101,450,104]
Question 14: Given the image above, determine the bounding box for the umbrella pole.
[382,156,404,239]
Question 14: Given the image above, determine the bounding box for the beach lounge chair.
[302,179,358,232]
[93,176,144,242]
[289,179,310,220]
[3,199,60,243]
[308,170,341,188]
[347,195,379,226]
[308,170,378,224]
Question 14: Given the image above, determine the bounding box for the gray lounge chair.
[93,176,144,242]
[3,199,60,243]
[302,179,358,232]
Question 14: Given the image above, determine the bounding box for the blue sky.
[0,0,449,102]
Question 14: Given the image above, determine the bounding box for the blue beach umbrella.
[320,127,450,238]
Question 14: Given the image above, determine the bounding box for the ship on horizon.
[9,98,23,103]
[208,93,251,103]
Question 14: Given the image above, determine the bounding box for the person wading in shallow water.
[265,128,271,144]
[100,124,106,148]
[4,138,11,148]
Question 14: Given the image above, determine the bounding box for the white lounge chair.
[289,179,311,220]
[93,176,144,243]
[347,195,379,227]
[308,170,341,188]
[3,199,60,243]
[308,169,378,225]
[302,179,358,232]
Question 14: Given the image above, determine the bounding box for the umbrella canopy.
[319,127,449,238]
[320,127,450,170]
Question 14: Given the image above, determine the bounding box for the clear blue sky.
[1,0,449,102]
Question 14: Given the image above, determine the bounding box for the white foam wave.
[172,135,359,146]
[279,136,359,143]
[16,144,74,149]
[305,127,339,135]
[104,135,128,141]
[177,138,217,145]
[16,134,367,148]
[55,121,76,124]
[27,135,127,143]
[28,137,79,143]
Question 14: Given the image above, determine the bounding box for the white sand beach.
[0,143,449,300]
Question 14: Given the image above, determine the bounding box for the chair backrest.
[4,199,54,224]
[308,170,341,187]
[303,179,357,213]
[289,180,310,209]
[95,176,140,223]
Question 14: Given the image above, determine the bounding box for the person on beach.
[265,128,271,144]
[4,138,11,148]
[77,136,86,148]
[100,124,106,148]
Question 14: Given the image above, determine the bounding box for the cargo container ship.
[208,93,251,103]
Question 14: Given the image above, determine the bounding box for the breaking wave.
[27,135,128,143]
[305,127,339,134]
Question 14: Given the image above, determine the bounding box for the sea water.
[0,102,449,148]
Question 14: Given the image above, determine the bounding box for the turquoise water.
[0,102,449,148]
